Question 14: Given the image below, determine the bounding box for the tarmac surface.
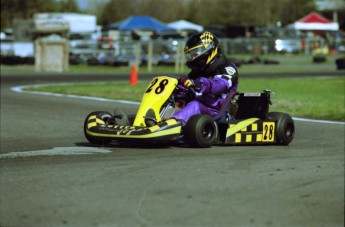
[0,72,344,226]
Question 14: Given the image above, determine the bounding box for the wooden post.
[147,41,153,72]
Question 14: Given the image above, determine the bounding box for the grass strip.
[26,77,344,121]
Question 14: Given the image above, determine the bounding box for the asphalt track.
[0,72,344,227]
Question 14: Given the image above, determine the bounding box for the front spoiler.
[85,116,182,143]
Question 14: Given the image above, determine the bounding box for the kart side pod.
[216,91,295,145]
[84,111,183,145]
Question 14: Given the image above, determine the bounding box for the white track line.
[12,83,345,125]
[11,83,140,105]
[292,117,345,125]
[0,147,112,159]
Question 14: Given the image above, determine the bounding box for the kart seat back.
[213,90,239,122]
[235,92,270,119]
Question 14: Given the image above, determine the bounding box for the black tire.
[184,114,218,148]
[313,56,326,63]
[268,112,295,145]
[84,111,112,145]
[335,57,345,70]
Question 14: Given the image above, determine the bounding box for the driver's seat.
[213,90,239,122]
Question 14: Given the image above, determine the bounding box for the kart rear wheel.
[184,114,218,148]
[84,111,112,145]
[268,112,295,145]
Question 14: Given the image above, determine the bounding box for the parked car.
[274,38,302,53]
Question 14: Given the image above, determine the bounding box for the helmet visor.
[185,45,206,61]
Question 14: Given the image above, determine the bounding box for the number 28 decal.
[262,122,275,142]
[145,78,169,94]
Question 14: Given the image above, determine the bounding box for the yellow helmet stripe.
[206,48,218,64]
[184,44,203,53]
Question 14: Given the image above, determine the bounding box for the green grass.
[34,82,149,101]
[239,77,345,121]
[27,77,345,121]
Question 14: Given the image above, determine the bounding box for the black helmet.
[184,31,220,69]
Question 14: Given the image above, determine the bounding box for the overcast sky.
[75,0,110,11]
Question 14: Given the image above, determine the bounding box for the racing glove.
[184,79,195,88]
[178,76,188,86]
[178,76,201,91]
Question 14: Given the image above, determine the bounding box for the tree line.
[1,0,79,29]
[1,0,317,31]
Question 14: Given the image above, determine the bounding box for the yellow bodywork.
[86,118,181,139]
[226,118,259,137]
[133,76,178,127]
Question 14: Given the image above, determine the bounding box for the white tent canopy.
[289,12,339,31]
[293,21,339,31]
[167,20,204,32]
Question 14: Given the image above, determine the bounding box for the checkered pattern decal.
[225,121,276,144]
[86,115,182,138]
[200,32,214,48]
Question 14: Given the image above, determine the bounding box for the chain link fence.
[2,31,344,70]
[105,35,342,72]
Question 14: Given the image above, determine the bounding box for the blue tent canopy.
[108,16,175,32]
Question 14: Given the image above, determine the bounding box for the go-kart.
[84,75,295,148]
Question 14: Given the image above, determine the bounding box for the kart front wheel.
[84,111,112,145]
[268,112,295,145]
[184,114,218,148]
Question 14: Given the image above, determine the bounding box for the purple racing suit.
[173,54,239,125]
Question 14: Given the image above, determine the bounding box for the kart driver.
[172,31,239,125]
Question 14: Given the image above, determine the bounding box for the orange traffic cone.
[130,65,138,86]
